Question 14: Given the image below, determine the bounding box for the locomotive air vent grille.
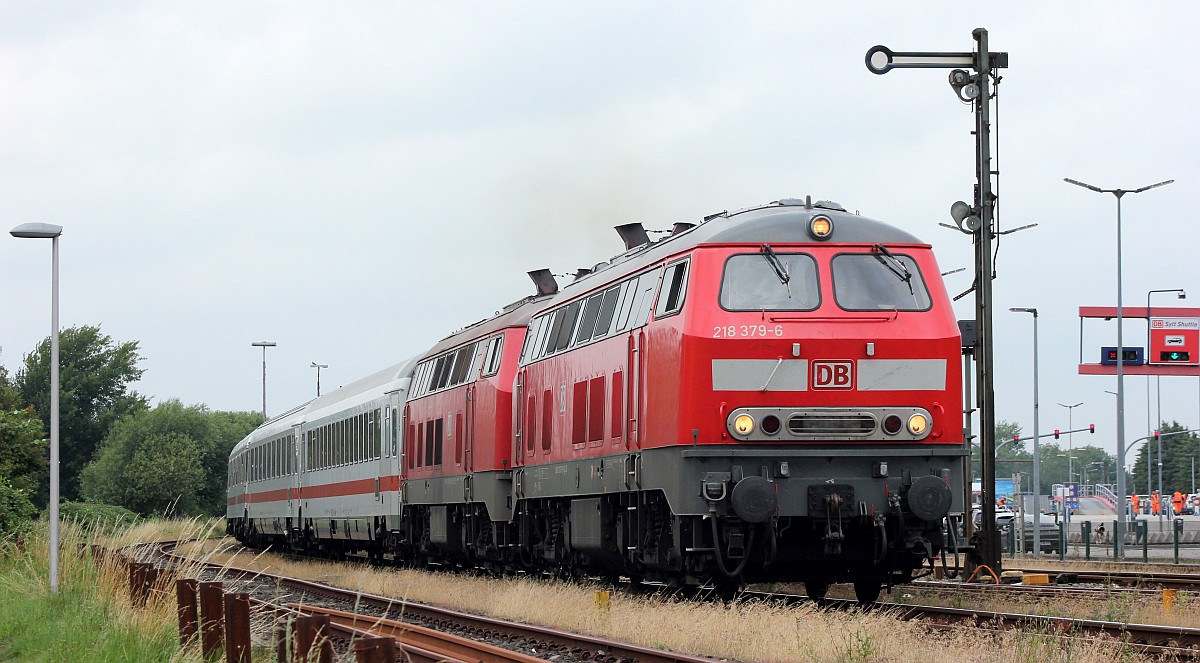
[787,412,875,436]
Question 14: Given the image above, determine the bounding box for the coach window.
[654,259,689,318]
[720,252,819,311]
[831,251,931,312]
[392,408,400,457]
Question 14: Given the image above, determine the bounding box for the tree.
[14,325,148,503]
[80,400,260,516]
[0,407,48,496]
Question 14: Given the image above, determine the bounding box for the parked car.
[1002,514,1062,554]
[971,507,1060,554]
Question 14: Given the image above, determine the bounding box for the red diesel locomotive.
[228,197,965,603]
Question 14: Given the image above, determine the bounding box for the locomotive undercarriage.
[229,447,961,604]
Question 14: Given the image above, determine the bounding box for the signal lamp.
[1089,424,1095,434]
[808,215,834,240]
[907,413,928,435]
[949,200,981,232]
[882,414,903,435]
[761,414,781,435]
[1160,350,1192,362]
[1054,429,1060,440]
[733,414,755,436]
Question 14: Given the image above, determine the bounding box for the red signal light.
[1089,424,1095,434]
[1054,429,1060,439]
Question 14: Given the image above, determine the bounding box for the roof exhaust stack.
[527,269,559,296]
[671,222,695,236]
[615,222,650,250]
[573,268,592,281]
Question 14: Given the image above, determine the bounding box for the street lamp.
[251,341,276,420]
[1010,307,1042,552]
[10,222,63,592]
[1065,176,1174,558]
[1057,401,1083,518]
[310,362,328,397]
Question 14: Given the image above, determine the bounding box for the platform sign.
[1149,317,1200,365]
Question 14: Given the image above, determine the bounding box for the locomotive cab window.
[831,251,931,311]
[654,259,689,318]
[719,252,819,311]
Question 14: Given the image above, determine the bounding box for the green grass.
[0,521,193,663]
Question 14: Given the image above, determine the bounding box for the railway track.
[149,540,1200,660]
[149,541,723,663]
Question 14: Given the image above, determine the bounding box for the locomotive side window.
[628,268,662,329]
[654,259,689,318]
[482,335,504,376]
[551,299,583,353]
[436,417,446,463]
[831,252,931,311]
[719,253,819,311]
[525,395,536,452]
[592,286,621,340]
[541,389,553,452]
[574,294,605,345]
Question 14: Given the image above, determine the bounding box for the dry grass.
[183,539,1156,662]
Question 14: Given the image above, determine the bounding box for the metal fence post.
[198,581,224,660]
[177,578,199,647]
[294,615,333,663]
[223,592,252,663]
[353,636,395,663]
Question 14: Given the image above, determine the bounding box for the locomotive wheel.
[805,580,829,602]
[853,579,882,605]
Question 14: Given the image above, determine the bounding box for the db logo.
[1152,319,1165,329]
[812,361,853,390]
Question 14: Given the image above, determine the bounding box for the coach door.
[289,424,302,521]
[380,392,402,507]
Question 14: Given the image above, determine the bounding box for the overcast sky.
[3,2,1199,468]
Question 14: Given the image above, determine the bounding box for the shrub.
[59,501,141,533]
[0,477,37,535]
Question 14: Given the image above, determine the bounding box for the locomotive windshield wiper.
[760,244,792,298]
[872,244,914,296]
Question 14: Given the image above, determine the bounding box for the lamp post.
[251,341,276,420]
[1146,289,1186,437]
[10,222,63,592]
[1010,307,1042,552]
[1058,401,1083,520]
[1065,176,1174,557]
[310,362,327,397]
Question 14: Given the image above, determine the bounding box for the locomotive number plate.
[713,325,785,338]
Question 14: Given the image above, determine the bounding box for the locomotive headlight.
[907,413,929,435]
[733,414,755,436]
[808,215,834,240]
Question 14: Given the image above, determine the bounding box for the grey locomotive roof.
[536,197,926,308]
